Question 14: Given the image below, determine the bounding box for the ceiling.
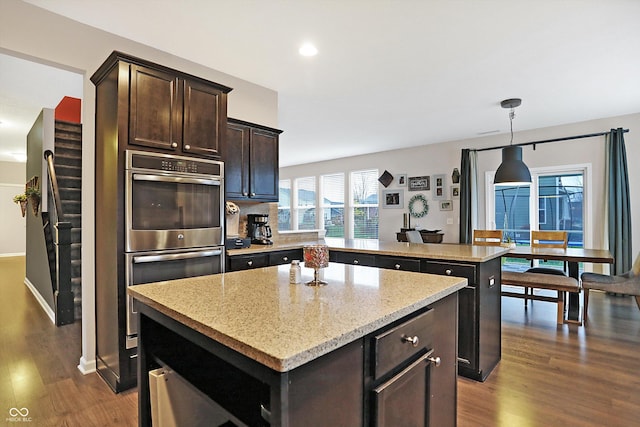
[5,0,640,167]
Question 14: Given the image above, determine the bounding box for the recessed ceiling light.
[299,43,318,57]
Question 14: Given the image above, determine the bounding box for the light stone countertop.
[229,238,509,263]
[128,263,466,372]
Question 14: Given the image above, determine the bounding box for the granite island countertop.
[229,237,510,263]
[128,263,466,372]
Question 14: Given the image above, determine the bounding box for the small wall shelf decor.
[408,194,429,218]
[383,189,404,208]
[408,176,430,191]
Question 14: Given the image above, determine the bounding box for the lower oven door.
[125,246,224,348]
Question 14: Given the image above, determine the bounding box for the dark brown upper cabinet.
[93,51,232,160]
[226,118,282,201]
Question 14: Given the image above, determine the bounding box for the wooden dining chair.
[525,230,568,304]
[473,229,503,247]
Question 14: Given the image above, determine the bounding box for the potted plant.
[25,187,41,216]
[13,193,28,217]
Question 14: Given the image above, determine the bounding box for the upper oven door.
[126,171,223,252]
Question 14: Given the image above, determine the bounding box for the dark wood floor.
[2,255,639,426]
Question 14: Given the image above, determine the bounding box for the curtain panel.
[459,149,477,244]
[607,128,632,274]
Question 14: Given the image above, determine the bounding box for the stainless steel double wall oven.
[124,150,225,347]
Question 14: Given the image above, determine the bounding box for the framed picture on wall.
[451,184,460,199]
[433,174,446,200]
[439,200,453,211]
[408,176,430,191]
[382,189,404,208]
[396,173,407,187]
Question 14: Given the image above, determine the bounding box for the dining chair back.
[473,229,503,246]
[406,230,424,243]
[531,231,568,249]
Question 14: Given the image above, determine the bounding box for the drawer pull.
[283,256,288,262]
[247,260,253,266]
[353,259,359,265]
[445,269,452,275]
[401,334,420,347]
[428,356,441,367]
[170,142,178,148]
[184,144,191,150]
[395,264,401,270]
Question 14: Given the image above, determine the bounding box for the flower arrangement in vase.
[13,193,28,217]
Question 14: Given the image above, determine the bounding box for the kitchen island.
[229,239,509,382]
[129,262,466,426]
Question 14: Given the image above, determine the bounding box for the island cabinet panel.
[227,253,268,271]
[267,248,303,266]
[422,257,501,382]
[331,250,377,267]
[225,118,282,201]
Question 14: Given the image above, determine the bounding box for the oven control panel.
[127,150,223,177]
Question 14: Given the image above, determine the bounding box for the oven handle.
[132,249,223,264]
[132,173,222,186]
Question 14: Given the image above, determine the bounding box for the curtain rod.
[472,128,629,153]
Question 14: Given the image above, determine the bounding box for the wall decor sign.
[433,174,446,200]
[439,200,453,211]
[451,184,460,199]
[382,189,404,208]
[408,176,430,191]
[396,173,407,187]
[378,170,393,187]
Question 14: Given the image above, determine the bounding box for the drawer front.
[373,308,434,380]
[228,254,268,271]
[335,251,377,267]
[377,256,421,272]
[422,260,476,285]
[268,249,303,266]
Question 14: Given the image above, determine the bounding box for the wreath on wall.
[408,194,429,218]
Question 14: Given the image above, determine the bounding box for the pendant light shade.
[494,145,531,185]
[494,98,531,186]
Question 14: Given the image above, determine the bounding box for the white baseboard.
[77,356,97,374]
[0,252,26,258]
[23,278,55,324]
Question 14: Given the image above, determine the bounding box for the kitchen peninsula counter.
[228,237,509,263]
[130,263,465,426]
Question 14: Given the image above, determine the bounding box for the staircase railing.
[44,150,74,326]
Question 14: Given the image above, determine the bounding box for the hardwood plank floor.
[0,256,137,427]
[2,255,639,426]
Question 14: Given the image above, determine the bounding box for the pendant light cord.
[509,109,515,145]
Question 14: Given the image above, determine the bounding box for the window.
[321,173,345,237]
[487,165,590,271]
[295,176,316,230]
[278,179,291,231]
[350,169,379,239]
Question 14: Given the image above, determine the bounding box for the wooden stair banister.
[44,150,74,326]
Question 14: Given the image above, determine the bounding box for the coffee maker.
[247,214,273,245]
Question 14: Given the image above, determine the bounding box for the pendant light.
[494,98,531,185]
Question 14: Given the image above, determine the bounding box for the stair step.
[71,259,81,278]
[66,214,81,229]
[58,176,81,189]
[55,120,82,133]
[60,187,81,201]
[71,228,81,243]
[54,164,81,177]
[54,139,82,151]
[62,200,81,214]
[54,153,82,168]
[71,243,81,259]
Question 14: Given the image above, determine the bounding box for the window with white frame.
[350,169,379,239]
[295,176,317,230]
[278,179,291,231]
[321,173,345,237]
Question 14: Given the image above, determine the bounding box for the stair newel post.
[54,221,74,326]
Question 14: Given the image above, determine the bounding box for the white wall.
[281,113,640,258]
[0,161,26,255]
[1,0,279,374]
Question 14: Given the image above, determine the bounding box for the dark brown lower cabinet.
[137,292,458,426]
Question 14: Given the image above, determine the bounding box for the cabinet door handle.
[353,259,359,265]
[445,269,452,275]
[401,334,420,347]
[395,264,401,270]
[184,144,191,150]
[171,142,178,148]
[247,260,253,266]
[283,257,288,262]
[428,356,441,367]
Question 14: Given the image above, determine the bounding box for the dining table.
[505,246,614,323]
